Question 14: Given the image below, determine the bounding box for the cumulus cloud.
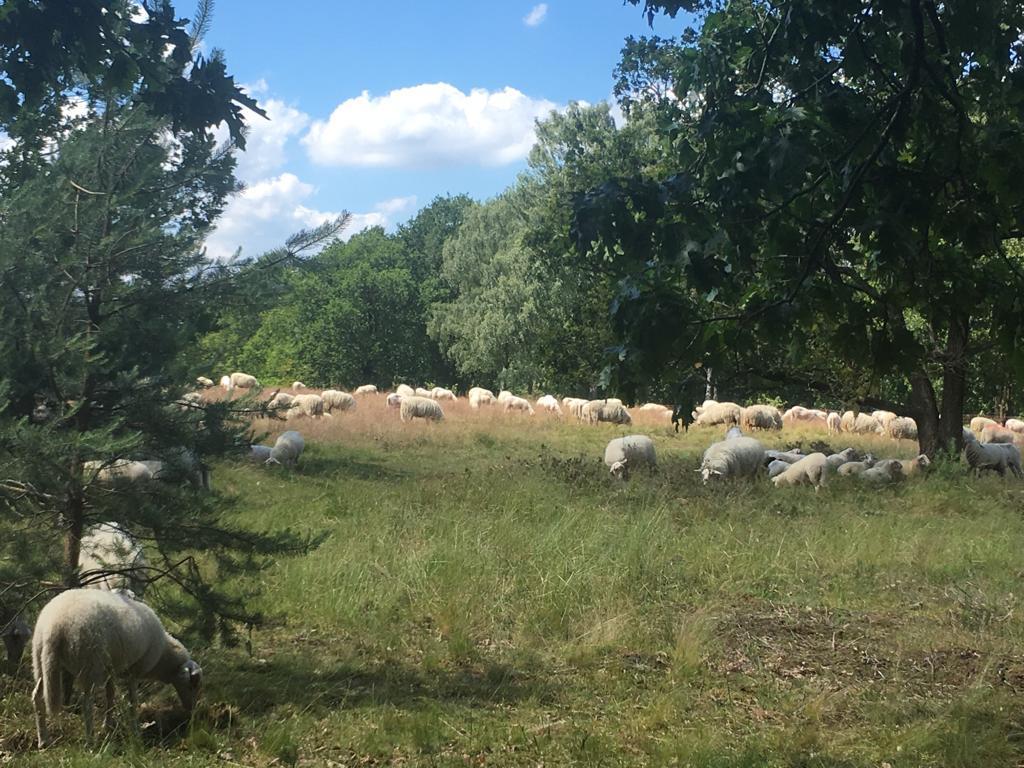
[523,4,548,27]
[233,99,310,182]
[203,174,415,261]
[302,83,557,169]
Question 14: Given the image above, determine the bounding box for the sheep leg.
[32,678,49,748]
[104,678,116,732]
[80,679,95,744]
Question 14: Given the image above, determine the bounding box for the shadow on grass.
[295,453,411,482]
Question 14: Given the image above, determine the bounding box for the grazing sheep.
[503,395,535,415]
[564,397,588,420]
[694,402,742,428]
[1005,418,1024,435]
[699,437,765,484]
[899,454,931,476]
[740,404,783,431]
[782,406,828,429]
[536,395,562,415]
[860,462,904,484]
[980,423,1017,444]
[970,416,999,435]
[321,389,356,413]
[497,390,513,403]
[871,411,898,430]
[604,435,657,480]
[78,523,149,596]
[415,387,433,398]
[581,400,632,426]
[767,459,791,479]
[395,384,415,397]
[355,385,378,395]
[195,376,214,389]
[2,610,31,675]
[885,416,918,441]
[841,411,880,434]
[31,589,201,747]
[267,391,295,412]
[291,381,306,390]
[469,387,496,409]
[772,453,830,489]
[826,412,841,435]
[692,399,719,419]
[229,372,259,390]
[289,393,325,419]
[724,426,744,440]
[267,431,304,466]
[963,440,1023,477]
[400,396,444,423]
[386,393,403,409]
[430,387,457,401]
[639,403,670,413]
[248,445,272,463]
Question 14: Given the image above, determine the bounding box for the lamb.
[694,401,742,428]
[885,416,918,441]
[740,404,783,431]
[836,458,876,476]
[859,462,904,484]
[469,387,496,408]
[414,387,433,398]
[536,395,562,415]
[386,393,403,409]
[581,400,632,426]
[292,381,307,389]
[899,454,931,476]
[395,384,415,397]
[195,376,214,389]
[78,523,149,596]
[248,444,272,463]
[604,435,657,480]
[970,416,999,435]
[354,385,378,395]
[2,610,31,675]
[503,395,535,415]
[400,396,445,423]
[289,393,325,419]
[826,411,841,435]
[430,387,457,401]
[771,453,830,489]
[963,440,1023,477]
[31,589,202,747]
[699,437,765,483]
[267,431,304,466]
[767,459,791,479]
[321,389,356,413]
[228,372,259,390]
[980,423,1017,444]
[840,411,880,434]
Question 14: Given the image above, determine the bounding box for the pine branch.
[189,0,216,49]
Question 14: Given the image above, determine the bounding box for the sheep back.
[700,437,765,482]
[400,396,444,422]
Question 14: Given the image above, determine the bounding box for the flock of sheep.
[9,376,1023,750]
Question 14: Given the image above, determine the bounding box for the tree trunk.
[937,314,969,455]
[909,371,941,457]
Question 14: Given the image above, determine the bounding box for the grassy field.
[4,395,1024,766]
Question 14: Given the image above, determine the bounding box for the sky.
[198,1,692,260]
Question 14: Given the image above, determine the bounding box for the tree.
[572,0,1024,454]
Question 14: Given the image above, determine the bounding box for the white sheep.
[536,395,562,415]
[899,454,931,476]
[766,459,791,479]
[229,372,259,390]
[692,399,719,419]
[563,397,588,420]
[292,381,307,389]
[219,375,232,390]
[859,462,904,484]
[84,459,155,485]
[885,416,918,441]
[395,384,415,397]
[826,412,841,435]
[414,387,433,398]
[836,458,876,476]
[970,416,999,435]
[604,435,657,480]
[1005,418,1024,435]
[581,400,632,426]
[469,387,496,409]
[699,437,765,484]
[267,391,294,412]
[78,523,149,596]
[963,440,1023,477]
[825,448,860,469]
[386,393,403,409]
[503,395,535,415]
[31,589,201,747]
[195,376,214,389]
[840,411,880,434]
[771,453,830,489]
[288,393,325,419]
[871,411,898,430]
[267,431,304,466]
[694,402,742,428]
[248,444,272,463]
[740,404,782,431]
[2,611,31,674]
[430,387,457,401]
[781,405,828,429]
[400,396,444,422]
[354,384,378,395]
[980,423,1017,444]
[497,390,513,403]
[321,389,356,413]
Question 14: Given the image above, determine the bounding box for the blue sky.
[200,1,692,260]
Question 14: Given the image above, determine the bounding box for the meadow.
[3,395,1024,767]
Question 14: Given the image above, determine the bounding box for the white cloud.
[203,174,416,261]
[523,4,548,27]
[0,132,13,153]
[233,99,310,182]
[302,83,557,169]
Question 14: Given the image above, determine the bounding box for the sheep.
[639,403,670,412]
[414,387,433,398]
[292,381,307,390]
[826,412,841,435]
[219,375,232,390]
[963,440,1023,477]
[386,393,403,409]
[497,390,513,403]
[871,411,898,430]
[980,423,1017,444]
[267,431,304,466]
[765,449,804,464]
[740,404,783,431]
[836,458,876,476]
[355,385,378,395]
[699,437,765,483]
[860,462,904,484]
[289,393,325,419]
[899,454,931,476]
[767,459,791,479]
[825,448,860,469]
[195,376,214,389]
[970,416,999,435]
[581,400,632,426]
[138,450,211,491]
[31,589,202,747]
[395,384,415,397]
[536,395,562,415]
[841,411,880,434]
[771,453,830,489]
[469,387,496,408]
[724,426,744,440]
[248,445,272,463]
[782,405,828,429]
[2,610,31,675]
[175,392,203,412]
[694,402,742,428]
[430,387,457,401]
[84,459,155,485]
[503,395,535,415]
[885,416,918,441]
[229,372,259,390]
[321,389,356,413]
[1006,418,1024,435]
[400,396,444,423]
[604,435,657,480]
[692,399,719,419]
[963,426,977,444]
[563,397,588,420]
[267,391,294,412]
[78,523,149,596]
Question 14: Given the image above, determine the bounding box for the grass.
[4,393,1024,766]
